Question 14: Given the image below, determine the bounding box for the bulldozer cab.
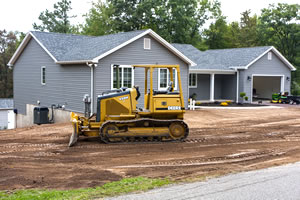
[132,65,185,119]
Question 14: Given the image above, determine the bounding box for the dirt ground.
[1,107,300,190]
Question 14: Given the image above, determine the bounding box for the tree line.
[1,0,299,97]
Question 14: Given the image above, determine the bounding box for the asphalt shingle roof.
[0,99,13,109]
[31,30,147,61]
[172,44,272,70]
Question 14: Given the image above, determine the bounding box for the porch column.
[210,73,215,102]
[236,70,239,103]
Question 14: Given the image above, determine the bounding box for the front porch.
[189,70,237,102]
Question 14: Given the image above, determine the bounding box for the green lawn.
[0,177,172,200]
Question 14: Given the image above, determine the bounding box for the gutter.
[57,60,94,65]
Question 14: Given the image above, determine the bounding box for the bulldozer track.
[99,118,189,143]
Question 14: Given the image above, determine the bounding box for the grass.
[0,177,172,200]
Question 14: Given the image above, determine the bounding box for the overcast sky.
[0,0,298,33]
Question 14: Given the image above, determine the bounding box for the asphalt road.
[107,162,300,200]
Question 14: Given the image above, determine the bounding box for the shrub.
[225,100,232,104]
[191,93,197,100]
[195,101,201,106]
[291,81,300,95]
[240,92,246,98]
[244,96,248,101]
[220,102,228,106]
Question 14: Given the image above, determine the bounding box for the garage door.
[253,76,282,100]
[0,110,8,130]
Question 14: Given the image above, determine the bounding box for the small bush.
[240,92,246,98]
[291,81,300,95]
[191,93,197,100]
[195,101,201,106]
[225,100,232,104]
[244,96,248,101]
[220,102,228,106]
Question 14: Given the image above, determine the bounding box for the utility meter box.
[33,107,49,125]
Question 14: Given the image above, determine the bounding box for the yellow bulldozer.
[69,64,189,146]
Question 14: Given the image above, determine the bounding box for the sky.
[0,0,299,33]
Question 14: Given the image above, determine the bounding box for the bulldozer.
[69,64,189,146]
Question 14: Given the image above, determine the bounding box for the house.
[8,29,296,128]
[172,44,296,102]
[8,29,195,127]
[0,99,15,129]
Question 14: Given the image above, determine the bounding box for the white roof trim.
[245,46,296,71]
[7,33,31,66]
[8,32,58,66]
[270,47,296,71]
[92,29,196,66]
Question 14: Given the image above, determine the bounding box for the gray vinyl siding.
[214,75,222,99]
[219,74,237,100]
[240,50,291,101]
[13,38,90,114]
[189,74,210,100]
[95,34,189,111]
[0,110,8,129]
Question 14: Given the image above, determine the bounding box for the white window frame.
[41,66,46,85]
[158,68,178,91]
[268,52,272,60]
[111,65,134,89]
[189,73,197,88]
[144,38,151,50]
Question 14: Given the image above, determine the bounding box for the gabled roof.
[0,99,13,110]
[172,44,296,71]
[8,29,196,66]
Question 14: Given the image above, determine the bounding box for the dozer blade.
[68,131,78,147]
[68,123,78,147]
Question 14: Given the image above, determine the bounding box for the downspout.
[236,68,239,103]
[86,62,97,115]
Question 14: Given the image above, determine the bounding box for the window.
[158,68,177,90]
[144,38,151,50]
[111,65,134,89]
[268,52,272,60]
[189,73,197,88]
[41,66,46,85]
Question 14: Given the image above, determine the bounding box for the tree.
[228,21,241,48]
[33,0,76,33]
[203,17,232,49]
[259,3,299,65]
[258,3,300,94]
[82,0,116,36]
[82,0,221,48]
[0,30,17,98]
[204,10,262,49]
[239,10,260,47]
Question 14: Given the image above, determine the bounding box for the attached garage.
[173,44,296,104]
[252,75,284,100]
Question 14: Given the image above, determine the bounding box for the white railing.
[189,98,196,110]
